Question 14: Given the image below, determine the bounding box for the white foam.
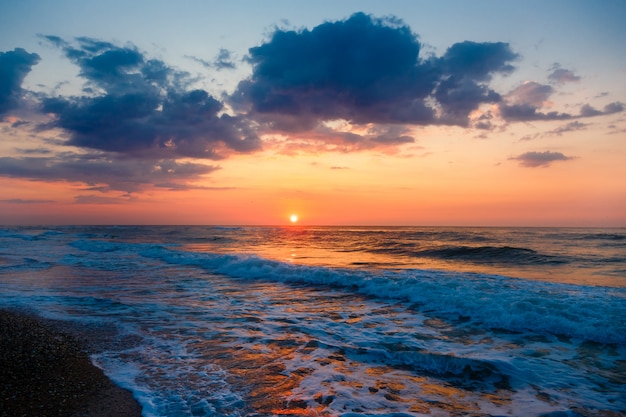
[2,229,624,417]
[138,244,626,345]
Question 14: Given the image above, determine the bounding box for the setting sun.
[290,214,299,223]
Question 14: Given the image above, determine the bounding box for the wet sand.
[0,309,142,417]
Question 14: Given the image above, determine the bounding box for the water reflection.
[180,226,626,286]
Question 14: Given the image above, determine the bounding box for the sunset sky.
[1,0,625,226]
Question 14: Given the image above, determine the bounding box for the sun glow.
[290,214,299,223]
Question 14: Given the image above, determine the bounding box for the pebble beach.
[0,309,142,417]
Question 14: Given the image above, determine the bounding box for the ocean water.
[0,226,624,417]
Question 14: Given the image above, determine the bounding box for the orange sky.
[2,121,624,226]
[1,2,625,226]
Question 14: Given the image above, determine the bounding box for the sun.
[289,214,299,223]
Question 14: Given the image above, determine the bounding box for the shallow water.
[1,226,624,416]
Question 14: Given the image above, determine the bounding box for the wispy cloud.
[0,198,56,204]
[0,154,219,193]
[186,48,237,70]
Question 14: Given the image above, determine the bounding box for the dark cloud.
[440,41,517,81]
[39,36,259,159]
[0,48,40,116]
[2,13,622,196]
[509,151,574,167]
[231,12,518,130]
[0,154,219,193]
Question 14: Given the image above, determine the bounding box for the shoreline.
[0,309,142,417]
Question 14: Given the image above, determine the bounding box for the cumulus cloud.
[0,48,40,116]
[231,12,518,130]
[1,12,622,194]
[509,150,574,167]
[39,36,259,159]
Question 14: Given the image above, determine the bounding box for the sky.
[1,0,625,226]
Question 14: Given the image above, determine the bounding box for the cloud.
[231,12,518,130]
[580,102,624,117]
[213,49,237,70]
[15,147,53,155]
[73,194,132,204]
[551,121,588,135]
[186,49,237,70]
[0,198,56,204]
[519,121,588,141]
[0,48,40,116]
[548,66,581,84]
[505,82,554,108]
[499,104,572,122]
[509,150,574,167]
[0,154,219,193]
[500,81,624,122]
[39,36,259,159]
[1,13,621,196]
[268,124,416,154]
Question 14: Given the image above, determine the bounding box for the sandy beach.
[0,309,142,417]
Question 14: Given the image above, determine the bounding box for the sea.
[0,225,624,417]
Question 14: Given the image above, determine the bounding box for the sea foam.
[65,239,626,345]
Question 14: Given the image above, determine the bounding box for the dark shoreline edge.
[0,309,142,417]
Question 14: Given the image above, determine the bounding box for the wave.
[577,232,626,241]
[303,339,508,388]
[372,244,568,266]
[0,257,53,273]
[65,239,626,345]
